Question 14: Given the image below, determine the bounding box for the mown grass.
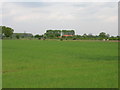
[2,40,118,88]
[0,40,2,90]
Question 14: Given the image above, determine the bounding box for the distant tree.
[62,30,75,36]
[88,33,93,38]
[109,36,118,40]
[0,26,2,34]
[45,30,61,38]
[16,34,20,39]
[34,34,41,38]
[117,36,120,40]
[1,26,14,37]
[60,38,63,41]
[106,34,110,38]
[99,32,107,38]
[43,37,46,40]
[75,35,81,39]
[82,33,87,38]
[0,26,2,39]
[55,33,61,37]
[73,38,76,40]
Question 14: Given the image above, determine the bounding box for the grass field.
[2,40,118,88]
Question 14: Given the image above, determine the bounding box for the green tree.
[83,33,87,38]
[0,26,2,34]
[88,33,93,38]
[16,34,20,39]
[2,26,14,37]
[99,32,107,38]
[62,30,75,36]
[106,34,110,38]
[0,26,2,39]
[34,34,41,38]
[45,30,61,38]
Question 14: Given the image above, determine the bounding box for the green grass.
[0,40,2,90]
[2,40,118,88]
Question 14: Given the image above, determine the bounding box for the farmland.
[2,40,118,88]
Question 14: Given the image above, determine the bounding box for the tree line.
[43,30,75,38]
[34,30,120,40]
[0,26,119,40]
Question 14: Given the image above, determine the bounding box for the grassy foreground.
[2,40,118,88]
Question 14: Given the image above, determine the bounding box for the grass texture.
[2,40,118,88]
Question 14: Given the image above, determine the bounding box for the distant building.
[0,34,2,39]
[12,33,33,38]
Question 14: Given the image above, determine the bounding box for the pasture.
[2,40,118,88]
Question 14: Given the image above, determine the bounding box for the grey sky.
[2,2,118,36]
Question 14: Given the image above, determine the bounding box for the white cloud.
[97,15,117,22]
[106,16,118,22]
[0,0,119,2]
[0,3,2,25]
[2,2,118,36]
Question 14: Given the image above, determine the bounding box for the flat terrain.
[2,40,118,88]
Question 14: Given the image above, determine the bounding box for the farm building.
[0,34,2,39]
[12,33,33,38]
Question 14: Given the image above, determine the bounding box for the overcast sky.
[2,2,118,36]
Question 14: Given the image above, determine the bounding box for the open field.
[2,40,118,88]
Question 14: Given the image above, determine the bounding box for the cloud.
[0,0,119,2]
[0,3,2,25]
[97,15,117,22]
[2,2,118,36]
